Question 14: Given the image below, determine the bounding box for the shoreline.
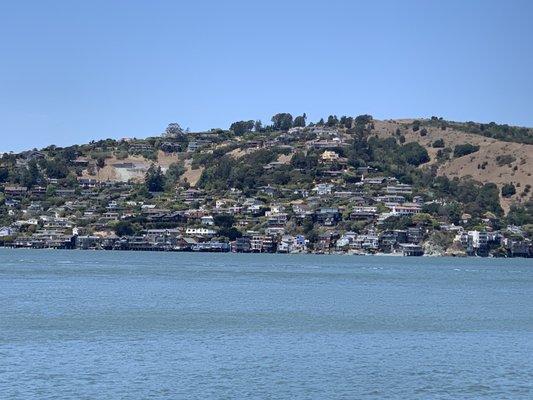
[0,246,527,258]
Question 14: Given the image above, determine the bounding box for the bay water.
[0,249,532,399]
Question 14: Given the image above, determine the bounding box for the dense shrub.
[453,143,480,158]
[501,183,516,197]
[400,142,430,166]
[432,138,445,148]
[495,154,516,166]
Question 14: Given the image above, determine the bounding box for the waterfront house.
[400,243,424,256]
[0,227,14,237]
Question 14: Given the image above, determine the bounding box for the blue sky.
[1,0,532,152]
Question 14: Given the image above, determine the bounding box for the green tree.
[164,123,184,137]
[293,113,307,127]
[475,183,503,216]
[21,160,43,188]
[326,115,339,127]
[145,165,165,192]
[271,113,293,131]
[354,114,373,125]
[165,162,185,190]
[214,214,235,229]
[340,116,353,128]
[400,142,430,166]
[0,167,9,183]
[507,202,533,226]
[114,221,135,237]
[96,157,106,169]
[218,226,242,241]
[230,120,255,136]
[44,158,70,179]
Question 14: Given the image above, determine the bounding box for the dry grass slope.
[373,120,533,211]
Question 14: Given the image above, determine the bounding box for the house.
[350,206,377,221]
[454,230,493,256]
[0,227,14,237]
[244,199,266,215]
[362,177,387,185]
[505,239,532,258]
[180,188,206,204]
[378,231,399,251]
[288,127,306,135]
[129,142,154,153]
[386,184,413,195]
[4,186,28,198]
[315,232,339,252]
[307,138,344,150]
[259,185,277,197]
[315,208,341,226]
[321,150,340,162]
[336,232,358,249]
[312,183,333,196]
[176,237,197,251]
[263,161,285,170]
[78,178,99,188]
[72,157,90,167]
[413,196,424,204]
[234,236,252,252]
[192,242,231,252]
[391,203,421,216]
[201,215,215,226]
[468,230,488,249]
[277,235,295,253]
[160,142,183,153]
[400,243,424,256]
[250,235,276,253]
[376,195,405,205]
[268,204,285,214]
[185,227,216,237]
[356,166,375,175]
[265,227,285,236]
[187,141,203,152]
[267,213,288,227]
[407,227,424,243]
[349,230,379,251]
[56,189,76,198]
[243,140,263,149]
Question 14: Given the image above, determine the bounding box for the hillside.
[373,119,532,212]
[17,116,528,210]
[0,114,531,256]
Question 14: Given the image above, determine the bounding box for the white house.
[185,227,216,236]
[201,215,215,226]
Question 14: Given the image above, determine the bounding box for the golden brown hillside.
[373,119,533,211]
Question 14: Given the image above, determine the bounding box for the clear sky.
[1,0,532,152]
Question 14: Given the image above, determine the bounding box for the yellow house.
[321,150,340,162]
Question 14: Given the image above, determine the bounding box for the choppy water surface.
[0,249,532,399]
